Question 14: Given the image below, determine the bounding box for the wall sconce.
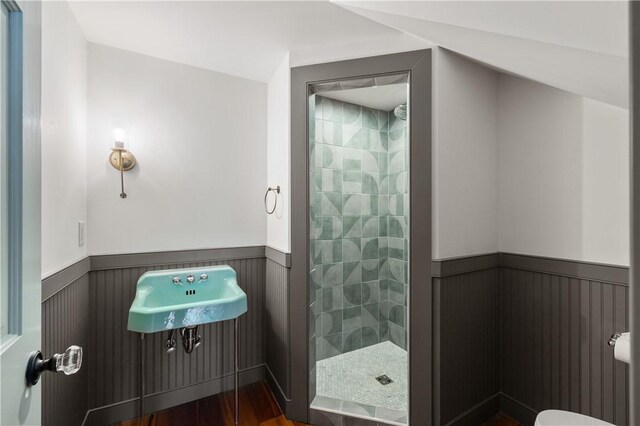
[109,128,136,199]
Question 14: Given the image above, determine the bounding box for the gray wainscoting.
[42,259,91,426]
[265,252,291,410]
[433,254,500,426]
[41,246,289,426]
[432,253,629,426]
[499,255,629,426]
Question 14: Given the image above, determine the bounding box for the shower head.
[394,104,407,121]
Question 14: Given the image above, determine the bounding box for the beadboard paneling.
[499,267,629,426]
[434,267,500,425]
[87,257,266,412]
[42,273,90,426]
[265,257,291,406]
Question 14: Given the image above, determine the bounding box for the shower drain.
[375,375,393,385]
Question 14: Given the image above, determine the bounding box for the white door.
[0,1,42,424]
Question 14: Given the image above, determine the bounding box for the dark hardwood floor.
[117,381,307,426]
[118,381,521,426]
[483,413,522,426]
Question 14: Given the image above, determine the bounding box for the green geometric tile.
[319,217,342,240]
[321,263,343,287]
[379,258,389,280]
[343,261,362,284]
[322,144,343,169]
[389,149,405,174]
[379,132,389,153]
[389,194,404,216]
[343,194,361,216]
[362,281,379,305]
[362,195,378,216]
[322,333,342,358]
[378,195,389,216]
[342,238,362,262]
[343,216,362,238]
[343,125,361,148]
[362,216,379,237]
[361,150,379,173]
[379,216,388,237]
[343,306,362,331]
[322,97,342,122]
[362,259,379,282]
[361,326,379,348]
[361,129,378,151]
[321,193,343,216]
[343,283,362,307]
[362,238,379,260]
[379,153,389,173]
[388,237,404,260]
[343,102,362,125]
[363,173,381,195]
[379,175,389,195]
[342,328,362,352]
[320,239,342,264]
[322,310,343,335]
[322,287,343,312]
[343,147,362,171]
[378,110,389,131]
[314,119,323,143]
[389,216,405,238]
[342,171,362,194]
[389,128,405,152]
[321,169,343,193]
[362,107,378,129]
[323,121,343,146]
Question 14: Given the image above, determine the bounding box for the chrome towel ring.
[264,186,280,214]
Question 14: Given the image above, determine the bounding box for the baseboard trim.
[498,393,538,426]
[82,364,266,426]
[445,393,500,426]
[265,364,291,417]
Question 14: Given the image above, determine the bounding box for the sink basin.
[127,265,247,333]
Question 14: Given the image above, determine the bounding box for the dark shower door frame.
[290,49,433,424]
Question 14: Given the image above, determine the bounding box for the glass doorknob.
[26,345,83,386]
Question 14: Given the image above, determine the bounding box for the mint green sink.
[127,265,247,333]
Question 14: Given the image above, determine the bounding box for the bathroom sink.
[127,265,247,333]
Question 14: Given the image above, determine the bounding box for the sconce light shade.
[112,127,127,144]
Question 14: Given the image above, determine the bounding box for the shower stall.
[290,50,432,425]
[308,83,410,423]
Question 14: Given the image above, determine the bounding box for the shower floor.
[312,341,408,425]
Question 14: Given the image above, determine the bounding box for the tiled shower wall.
[309,95,408,363]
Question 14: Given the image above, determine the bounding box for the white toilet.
[535,410,615,426]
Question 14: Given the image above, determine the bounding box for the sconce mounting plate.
[109,149,137,171]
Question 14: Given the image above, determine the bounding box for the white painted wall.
[266,55,290,252]
[41,1,88,277]
[87,44,267,255]
[433,49,499,259]
[498,74,629,265]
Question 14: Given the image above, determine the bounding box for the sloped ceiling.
[68,1,401,82]
[69,1,629,107]
[336,1,629,108]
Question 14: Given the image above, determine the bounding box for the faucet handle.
[199,273,208,283]
[186,274,195,284]
[172,276,182,285]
